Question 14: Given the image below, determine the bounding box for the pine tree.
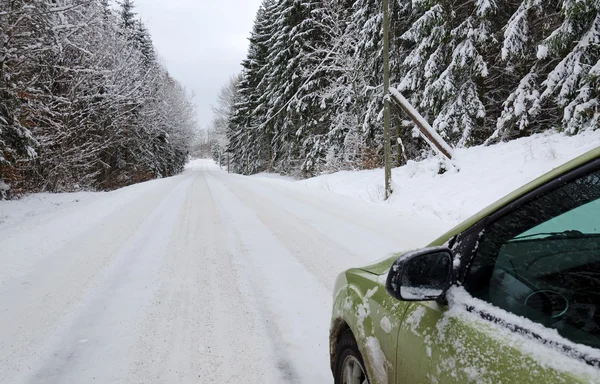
[120,0,136,30]
[350,0,385,158]
[539,2,600,133]
[309,0,362,171]
[286,0,341,174]
[257,0,308,173]
[429,1,496,146]
[228,0,278,174]
[222,0,599,177]
[210,75,241,165]
[491,0,562,142]
[398,0,494,147]
[134,20,156,67]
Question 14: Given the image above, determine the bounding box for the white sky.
[135,0,263,130]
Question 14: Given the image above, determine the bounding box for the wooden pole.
[389,89,453,160]
[383,0,392,199]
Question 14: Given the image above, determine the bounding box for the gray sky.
[135,0,263,130]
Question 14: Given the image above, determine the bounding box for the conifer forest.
[210,0,599,177]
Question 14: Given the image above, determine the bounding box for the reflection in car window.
[465,169,600,350]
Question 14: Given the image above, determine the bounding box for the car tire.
[334,330,370,384]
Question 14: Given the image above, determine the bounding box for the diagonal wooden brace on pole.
[389,88,453,161]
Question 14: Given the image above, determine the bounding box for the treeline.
[210,0,599,176]
[0,0,196,198]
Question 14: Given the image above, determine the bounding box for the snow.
[352,284,391,383]
[250,171,296,181]
[1,129,599,382]
[475,0,495,16]
[0,159,446,384]
[380,317,393,334]
[401,287,444,300]
[364,336,388,383]
[443,286,600,381]
[537,44,549,59]
[0,192,97,229]
[453,256,461,269]
[404,305,428,336]
[299,130,600,225]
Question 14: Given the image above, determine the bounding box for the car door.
[395,160,600,383]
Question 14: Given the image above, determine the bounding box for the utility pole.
[383,0,392,199]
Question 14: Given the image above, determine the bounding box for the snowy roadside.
[5,131,598,234]
[0,177,179,232]
[291,131,600,226]
[0,192,98,230]
[0,161,219,231]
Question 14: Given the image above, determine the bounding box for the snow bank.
[300,130,600,225]
[0,159,222,229]
[0,192,98,229]
[250,172,296,181]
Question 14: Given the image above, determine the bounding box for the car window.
[464,168,600,349]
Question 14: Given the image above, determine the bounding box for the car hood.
[357,252,407,275]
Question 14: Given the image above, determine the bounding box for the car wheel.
[334,330,369,384]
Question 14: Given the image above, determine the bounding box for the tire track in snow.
[124,170,283,383]
[10,176,193,384]
[205,170,331,383]
[0,175,191,384]
[2,160,434,384]
[219,171,442,263]
[244,172,448,247]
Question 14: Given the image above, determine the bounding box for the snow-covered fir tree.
[492,0,562,142]
[539,1,600,133]
[213,0,599,177]
[228,0,279,174]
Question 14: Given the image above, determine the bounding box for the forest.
[209,0,600,177]
[0,0,197,198]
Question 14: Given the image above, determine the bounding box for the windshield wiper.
[511,230,597,241]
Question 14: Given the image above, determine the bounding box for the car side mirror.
[385,247,453,301]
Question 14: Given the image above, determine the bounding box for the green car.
[330,146,600,384]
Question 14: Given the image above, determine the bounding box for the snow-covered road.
[0,160,448,383]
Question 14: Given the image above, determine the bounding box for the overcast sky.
[135,0,263,130]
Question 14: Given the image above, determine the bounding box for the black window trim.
[449,157,600,367]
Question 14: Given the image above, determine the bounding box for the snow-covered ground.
[1,131,598,383]
[298,130,600,225]
[0,160,448,384]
